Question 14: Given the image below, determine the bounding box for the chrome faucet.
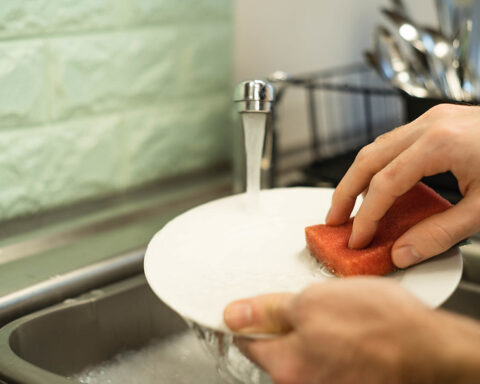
[233,80,275,193]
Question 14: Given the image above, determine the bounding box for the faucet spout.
[233,80,275,193]
[234,80,275,113]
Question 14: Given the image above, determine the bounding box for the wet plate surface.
[144,188,462,333]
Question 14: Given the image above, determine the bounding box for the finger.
[326,123,423,226]
[235,336,291,372]
[236,335,301,379]
[361,187,369,198]
[224,293,295,334]
[392,196,480,268]
[348,136,446,249]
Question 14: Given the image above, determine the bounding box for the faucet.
[233,80,275,193]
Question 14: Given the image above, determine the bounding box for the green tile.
[127,0,233,24]
[0,0,123,38]
[0,0,234,222]
[0,115,124,220]
[0,40,48,128]
[177,22,233,97]
[122,92,232,187]
[49,28,181,120]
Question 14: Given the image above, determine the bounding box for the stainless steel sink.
[443,245,480,320]
[0,275,222,384]
[441,281,480,319]
[0,256,479,384]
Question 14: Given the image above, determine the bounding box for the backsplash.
[0,0,233,221]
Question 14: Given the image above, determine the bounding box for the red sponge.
[305,183,452,277]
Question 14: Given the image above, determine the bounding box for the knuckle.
[369,173,388,192]
[373,131,389,143]
[426,103,459,118]
[355,144,374,164]
[430,122,454,138]
[354,146,376,176]
[426,221,456,250]
[379,167,397,183]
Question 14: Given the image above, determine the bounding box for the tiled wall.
[0,0,233,221]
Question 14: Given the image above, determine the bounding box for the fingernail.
[224,302,252,330]
[348,231,358,249]
[392,246,421,268]
[325,208,332,223]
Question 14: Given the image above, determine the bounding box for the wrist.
[433,311,480,384]
[407,310,480,384]
[395,308,480,384]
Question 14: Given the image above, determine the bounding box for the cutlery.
[373,27,439,98]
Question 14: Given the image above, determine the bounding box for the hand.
[224,278,480,384]
[326,104,480,268]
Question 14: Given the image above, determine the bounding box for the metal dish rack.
[271,63,404,187]
[271,62,462,202]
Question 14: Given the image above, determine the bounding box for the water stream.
[186,112,272,384]
[242,113,266,205]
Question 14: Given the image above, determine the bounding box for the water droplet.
[320,265,335,278]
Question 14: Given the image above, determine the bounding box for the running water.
[242,113,266,205]
[189,322,272,384]
[187,112,272,383]
[72,332,223,384]
[193,113,269,383]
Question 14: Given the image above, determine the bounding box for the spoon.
[422,26,467,100]
[381,9,441,96]
[382,9,466,100]
[373,27,438,98]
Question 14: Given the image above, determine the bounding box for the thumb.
[392,197,480,268]
[223,293,294,335]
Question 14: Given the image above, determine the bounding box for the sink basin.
[0,266,479,384]
[0,275,223,384]
[442,248,480,320]
[442,281,480,320]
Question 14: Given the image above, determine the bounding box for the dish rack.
[271,63,403,185]
[270,63,461,202]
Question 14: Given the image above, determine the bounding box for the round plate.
[144,188,462,333]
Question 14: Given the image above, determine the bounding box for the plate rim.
[144,187,463,333]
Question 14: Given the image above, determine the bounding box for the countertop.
[0,167,231,324]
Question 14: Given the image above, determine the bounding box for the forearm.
[435,311,480,384]
[405,310,480,384]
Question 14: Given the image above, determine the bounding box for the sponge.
[305,183,452,276]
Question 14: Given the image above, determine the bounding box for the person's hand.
[326,104,480,268]
[224,278,480,384]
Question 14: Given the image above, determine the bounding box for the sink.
[0,275,223,384]
[0,263,479,384]
[442,281,480,319]
[442,248,480,320]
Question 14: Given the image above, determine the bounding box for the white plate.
[144,187,462,333]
